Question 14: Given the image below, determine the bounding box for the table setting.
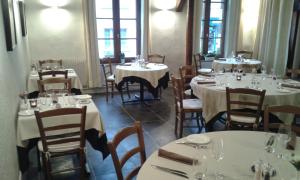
[137,131,300,180]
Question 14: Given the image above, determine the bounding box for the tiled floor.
[25,88,215,180]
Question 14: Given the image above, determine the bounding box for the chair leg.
[42,153,52,180]
[196,113,201,132]
[120,88,125,103]
[105,84,109,102]
[179,112,185,138]
[36,146,41,171]
[126,82,131,98]
[111,82,114,98]
[79,150,86,180]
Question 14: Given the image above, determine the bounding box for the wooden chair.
[171,76,205,138]
[107,121,146,180]
[235,50,253,59]
[148,54,165,64]
[101,59,130,102]
[34,106,87,180]
[226,87,266,130]
[193,53,213,75]
[264,105,300,135]
[286,69,300,78]
[38,70,68,80]
[179,65,197,98]
[37,78,72,94]
[39,59,63,69]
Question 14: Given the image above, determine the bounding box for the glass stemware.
[189,150,207,180]
[211,138,224,180]
[276,124,292,159]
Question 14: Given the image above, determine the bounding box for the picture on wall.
[18,1,27,37]
[1,0,17,51]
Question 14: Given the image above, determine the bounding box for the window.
[201,0,227,56]
[96,0,141,62]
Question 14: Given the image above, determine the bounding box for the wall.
[0,0,30,179]
[149,0,187,76]
[26,0,88,86]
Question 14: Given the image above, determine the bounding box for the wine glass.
[189,151,207,180]
[211,138,224,180]
[276,124,292,159]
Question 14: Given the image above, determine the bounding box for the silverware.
[151,165,188,178]
[175,141,208,149]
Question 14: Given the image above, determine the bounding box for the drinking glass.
[189,146,207,180]
[67,93,76,107]
[276,124,292,159]
[211,138,224,180]
[261,65,266,75]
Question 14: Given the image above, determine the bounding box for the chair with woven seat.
[38,70,68,80]
[108,121,146,180]
[101,59,130,102]
[235,50,253,59]
[37,77,72,94]
[148,53,165,64]
[193,53,213,75]
[226,87,266,130]
[264,105,300,135]
[34,106,87,180]
[39,59,63,69]
[171,76,205,138]
[179,65,197,98]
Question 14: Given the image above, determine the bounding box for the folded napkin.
[287,133,297,150]
[281,83,300,89]
[158,148,196,165]
[118,63,131,66]
[197,81,216,85]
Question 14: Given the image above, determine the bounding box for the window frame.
[96,0,141,64]
[201,0,227,57]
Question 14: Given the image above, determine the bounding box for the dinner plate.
[194,76,205,81]
[18,110,34,116]
[74,95,92,100]
[277,89,291,93]
[78,99,91,104]
[186,134,210,144]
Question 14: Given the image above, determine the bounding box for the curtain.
[193,0,203,54]
[82,0,101,88]
[224,0,242,57]
[253,0,294,76]
[141,0,150,58]
[292,16,300,69]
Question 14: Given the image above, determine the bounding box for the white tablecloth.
[190,74,300,123]
[115,63,169,88]
[137,131,299,180]
[16,96,104,147]
[212,59,261,73]
[27,69,83,92]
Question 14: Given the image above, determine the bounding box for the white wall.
[0,0,30,179]
[149,1,187,76]
[26,0,88,86]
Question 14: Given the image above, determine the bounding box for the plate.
[194,76,205,81]
[74,95,92,100]
[78,99,91,104]
[186,134,210,144]
[277,89,291,93]
[18,110,34,116]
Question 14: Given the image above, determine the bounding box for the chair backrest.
[179,65,196,91]
[108,121,146,180]
[37,78,72,93]
[226,87,266,125]
[171,76,184,109]
[34,106,87,153]
[38,70,68,80]
[286,69,300,78]
[235,50,253,59]
[39,59,63,68]
[101,59,113,82]
[264,105,300,134]
[148,54,165,64]
[193,53,205,70]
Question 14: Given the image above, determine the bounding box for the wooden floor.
[25,88,212,180]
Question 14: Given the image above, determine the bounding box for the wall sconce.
[40,0,70,7]
[153,0,176,10]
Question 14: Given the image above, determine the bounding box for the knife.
[151,165,189,178]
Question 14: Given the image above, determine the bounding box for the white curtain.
[82,0,101,88]
[292,17,300,69]
[141,0,150,58]
[254,0,294,76]
[193,0,203,54]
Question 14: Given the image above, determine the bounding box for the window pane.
[210,3,224,20]
[208,38,221,54]
[209,21,223,38]
[120,20,136,38]
[98,40,114,58]
[97,19,114,38]
[120,0,136,18]
[120,39,136,57]
[95,0,113,18]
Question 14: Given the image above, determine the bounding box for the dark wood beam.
[185,0,194,65]
[176,0,186,12]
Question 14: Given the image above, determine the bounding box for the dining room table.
[212,58,262,73]
[16,94,108,173]
[190,73,300,125]
[137,131,300,180]
[27,68,83,92]
[114,62,169,103]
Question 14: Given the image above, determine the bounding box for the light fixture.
[40,0,70,7]
[152,10,176,30]
[153,0,176,10]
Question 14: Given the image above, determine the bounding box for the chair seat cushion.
[198,68,212,74]
[107,75,115,81]
[184,89,192,96]
[38,139,80,153]
[231,115,261,124]
[178,99,202,110]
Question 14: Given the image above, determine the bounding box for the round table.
[190,73,300,123]
[212,59,261,73]
[137,131,298,180]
